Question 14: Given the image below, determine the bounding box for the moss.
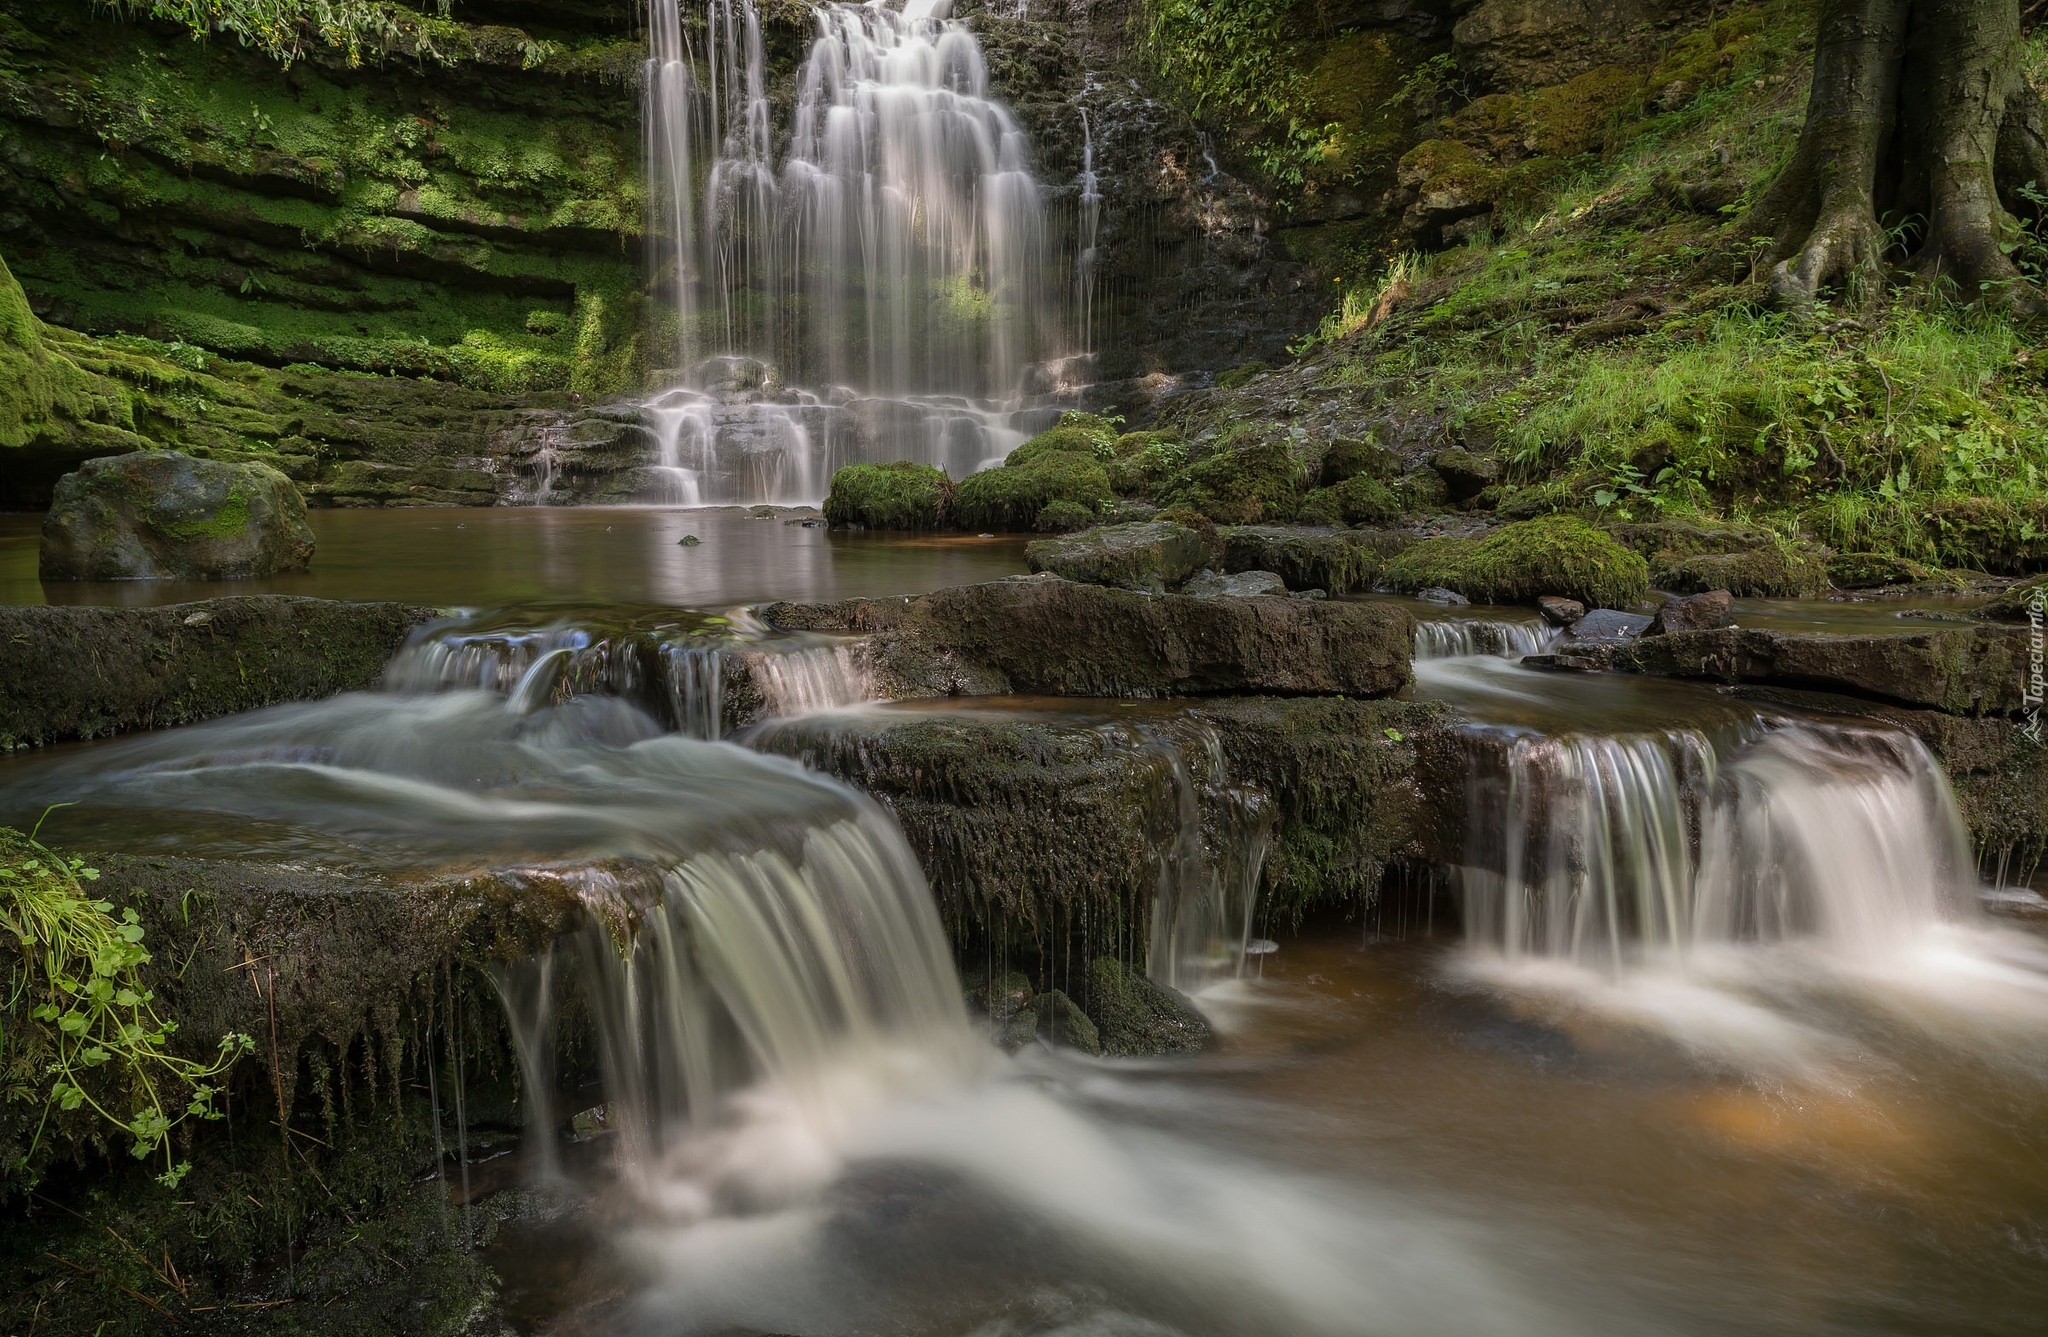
[1034,498,1097,532]
[1161,435,1305,526]
[1524,66,1645,158]
[1654,545,1828,597]
[1296,474,1400,526]
[953,451,1113,533]
[1382,515,1650,607]
[1219,525,1404,594]
[1106,431,1189,496]
[1928,496,2048,574]
[1319,436,1395,485]
[1213,361,1270,391]
[823,461,953,530]
[1828,552,1942,590]
[1397,138,1502,206]
[1009,425,1109,467]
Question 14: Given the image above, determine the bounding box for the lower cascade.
[1457,720,1982,969]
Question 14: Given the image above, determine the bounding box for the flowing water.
[640,0,1083,500]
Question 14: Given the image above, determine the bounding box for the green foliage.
[1105,430,1188,496]
[1382,515,1649,608]
[105,0,435,67]
[954,452,1114,532]
[1140,0,1343,196]
[824,461,953,530]
[2,824,251,1191]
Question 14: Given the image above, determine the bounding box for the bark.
[1753,0,2045,313]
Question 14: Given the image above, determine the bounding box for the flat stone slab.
[762,574,1414,699]
[1617,624,2037,716]
[0,596,434,748]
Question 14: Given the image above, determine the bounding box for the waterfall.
[1458,721,1981,970]
[1139,725,1273,994]
[1076,107,1102,356]
[1413,617,1562,661]
[640,0,1071,502]
[389,611,875,740]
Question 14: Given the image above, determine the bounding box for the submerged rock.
[1184,569,1288,599]
[1025,520,1212,592]
[39,450,315,581]
[1008,988,1101,1055]
[0,597,433,749]
[764,575,1414,700]
[1646,588,1733,635]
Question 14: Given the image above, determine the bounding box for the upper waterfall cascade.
[642,0,1082,504]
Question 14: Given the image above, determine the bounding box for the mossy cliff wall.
[0,0,648,506]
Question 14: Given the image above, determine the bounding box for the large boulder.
[1025,521,1213,592]
[40,451,315,581]
[0,597,433,748]
[763,575,1415,700]
[1218,525,1410,594]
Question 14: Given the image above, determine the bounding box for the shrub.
[1381,514,1649,607]
[823,461,952,530]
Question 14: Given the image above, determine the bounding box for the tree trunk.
[1753,0,2044,312]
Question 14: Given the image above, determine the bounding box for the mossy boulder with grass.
[953,452,1113,533]
[1026,521,1214,593]
[1219,526,1410,594]
[1320,437,1397,485]
[1106,431,1189,496]
[1928,497,2048,574]
[823,461,952,530]
[1980,575,2048,622]
[1381,515,1649,608]
[40,451,314,581]
[1655,546,1828,598]
[1161,437,1305,525]
[1296,475,1402,527]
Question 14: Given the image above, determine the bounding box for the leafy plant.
[2,819,251,1189]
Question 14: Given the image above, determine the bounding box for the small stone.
[1417,586,1470,606]
[1290,588,1329,600]
[181,611,213,628]
[1646,588,1734,636]
[677,534,701,547]
[1537,596,1585,626]
[1183,569,1288,599]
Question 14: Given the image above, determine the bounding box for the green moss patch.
[953,451,1113,532]
[824,461,953,530]
[1382,515,1649,608]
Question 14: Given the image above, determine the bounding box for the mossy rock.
[1219,525,1410,594]
[1656,546,1828,598]
[1106,431,1189,496]
[1035,499,1097,533]
[1025,521,1214,593]
[1320,437,1397,485]
[1010,426,1109,467]
[40,450,314,581]
[1006,987,1101,1055]
[1296,475,1402,527]
[1161,437,1305,525]
[1085,958,1211,1057]
[954,451,1113,532]
[1928,496,2048,574]
[1381,515,1649,608]
[1828,552,1941,590]
[823,460,952,530]
[1980,575,2048,622]
[1213,360,1270,391]
[1431,448,1503,503]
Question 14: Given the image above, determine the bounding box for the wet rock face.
[39,451,315,581]
[764,575,1415,699]
[1184,569,1288,599]
[0,597,433,748]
